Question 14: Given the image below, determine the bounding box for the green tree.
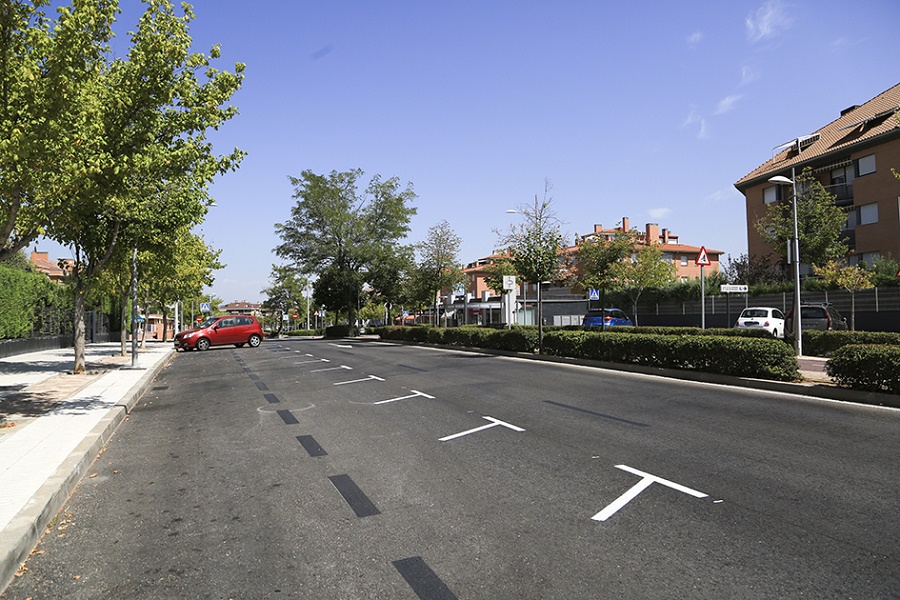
[870,255,900,287]
[813,260,873,331]
[46,1,244,372]
[0,0,118,261]
[613,243,675,325]
[495,182,563,351]
[262,264,309,332]
[721,253,784,286]
[416,220,464,326]
[275,169,417,335]
[755,167,848,268]
[567,226,637,329]
[482,256,517,295]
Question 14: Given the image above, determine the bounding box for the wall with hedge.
[0,265,72,339]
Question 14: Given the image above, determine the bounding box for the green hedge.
[0,265,71,339]
[803,330,900,356]
[542,330,797,380]
[826,344,900,394]
[284,329,319,337]
[375,325,798,381]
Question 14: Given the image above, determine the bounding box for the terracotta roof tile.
[735,82,900,188]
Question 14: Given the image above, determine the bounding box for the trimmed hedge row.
[376,325,799,381]
[826,344,900,394]
[803,330,900,356]
[0,265,71,339]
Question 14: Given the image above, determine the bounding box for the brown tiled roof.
[735,82,900,188]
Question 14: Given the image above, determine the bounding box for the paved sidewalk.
[0,341,173,594]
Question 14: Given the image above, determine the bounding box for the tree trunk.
[119,292,128,356]
[161,307,169,342]
[73,287,87,374]
[537,282,544,353]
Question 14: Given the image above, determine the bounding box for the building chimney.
[621,217,630,232]
[662,228,670,244]
[594,224,603,233]
[645,223,660,244]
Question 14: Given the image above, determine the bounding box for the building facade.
[735,82,900,268]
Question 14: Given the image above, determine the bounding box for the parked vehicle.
[583,308,634,327]
[174,315,264,351]
[733,307,786,338]
[785,303,848,333]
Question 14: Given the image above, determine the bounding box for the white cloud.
[714,94,743,115]
[681,109,709,139]
[686,31,703,46]
[746,0,792,42]
[648,208,672,220]
[740,65,759,86]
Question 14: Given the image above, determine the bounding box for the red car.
[174,315,264,351]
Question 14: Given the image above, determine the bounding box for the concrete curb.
[0,349,175,594]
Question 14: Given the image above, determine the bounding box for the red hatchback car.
[174,315,264,351]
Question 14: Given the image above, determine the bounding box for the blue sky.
[40,0,900,303]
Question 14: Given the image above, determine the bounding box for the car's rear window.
[741,309,768,318]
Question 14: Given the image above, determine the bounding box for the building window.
[859,202,878,225]
[856,154,876,176]
[763,186,780,204]
[680,256,688,266]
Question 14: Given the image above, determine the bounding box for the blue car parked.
[582,308,634,327]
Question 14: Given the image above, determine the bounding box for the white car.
[734,307,786,338]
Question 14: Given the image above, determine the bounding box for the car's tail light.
[604,316,612,321]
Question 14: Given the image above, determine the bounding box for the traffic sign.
[195,317,202,323]
[200,302,211,313]
[588,289,600,301]
[695,246,711,267]
[292,314,299,319]
[720,284,748,293]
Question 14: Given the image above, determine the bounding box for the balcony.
[824,182,854,206]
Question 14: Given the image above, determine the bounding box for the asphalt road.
[4,338,900,599]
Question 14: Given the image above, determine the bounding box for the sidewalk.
[0,341,173,594]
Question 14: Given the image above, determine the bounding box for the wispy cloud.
[740,65,759,86]
[686,31,703,47]
[714,94,743,115]
[648,208,672,220]
[681,109,708,139]
[746,0,792,42]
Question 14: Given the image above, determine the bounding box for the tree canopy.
[275,169,417,332]
[1,1,244,371]
[755,167,848,268]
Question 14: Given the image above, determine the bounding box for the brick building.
[735,82,900,268]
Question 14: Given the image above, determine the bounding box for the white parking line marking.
[311,365,353,373]
[330,343,353,349]
[374,390,435,405]
[334,375,386,386]
[295,358,330,365]
[439,416,525,442]
[592,465,708,522]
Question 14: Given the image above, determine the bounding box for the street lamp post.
[769,169,802,355]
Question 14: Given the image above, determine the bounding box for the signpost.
[720,284,748,330]
[696,246,711,329]
[502,276,516,329]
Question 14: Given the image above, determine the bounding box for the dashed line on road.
[392,556,459,600]
[328,474,380,517]
[296,435,327,457]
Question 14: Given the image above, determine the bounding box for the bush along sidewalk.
[375,325,799,382]
[826,344,900,394]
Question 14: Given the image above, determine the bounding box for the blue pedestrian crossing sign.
[200,302,211,313]
[588,289,600,301]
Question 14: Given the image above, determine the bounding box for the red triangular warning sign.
[695,246,711,267]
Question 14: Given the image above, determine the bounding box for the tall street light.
[768,168,802,355]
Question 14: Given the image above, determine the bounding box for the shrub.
[324,324,351,338]
[803,330,900,357]
[826,344,900,394]
[543,330,797,380]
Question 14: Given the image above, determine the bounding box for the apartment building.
[572,218,722,282]
[734,82,900,267]
[461,217,722,299]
